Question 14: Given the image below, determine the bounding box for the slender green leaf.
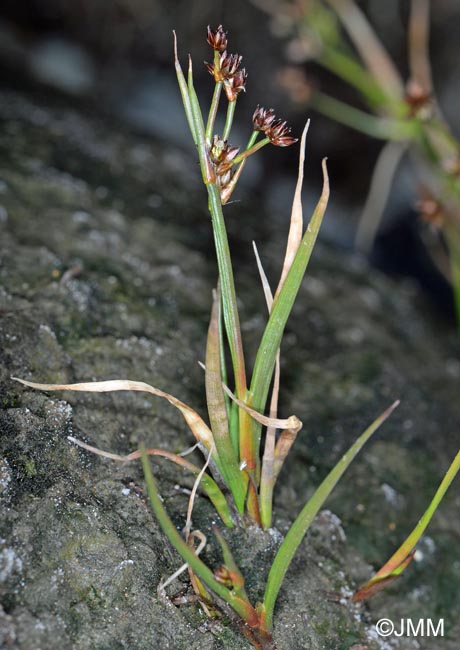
[253,240,279,529]
[353,449,460,601]
[320,48,396,109]
[173,32,197,145]
[260,401,399,634]
[206,183,255,474]
[310,93,415,140]
[187,55,215,185]
[213,527,251,600]
[324,0,404,101]
[206,290,247,512]
[258,123,310,527]
[140,445,259,626]
[249,160,329,456]
[229,401,239,457]
[216,284,231,423]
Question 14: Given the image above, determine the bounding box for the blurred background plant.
[250,0,460,326]
[2,1,460,325]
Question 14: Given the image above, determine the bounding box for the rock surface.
[0,86,459,650]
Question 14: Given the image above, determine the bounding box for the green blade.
[353,449,460,601]
[173,32,197,145]
[260,401,399,634]
[187,55,215,185]
[206,290,247,512]
[249,160,329,457]
[140,445,259,626]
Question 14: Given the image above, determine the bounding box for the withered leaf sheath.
[207,25,228,52]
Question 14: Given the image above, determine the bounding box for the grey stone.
[0,87,458,650]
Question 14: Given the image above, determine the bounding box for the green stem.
[140,446,259,626]
[232,138,270,166]
[186,55,258,500]
[173,32,197,145]
[207,183,247,397]
[222,99,237,141]
[319,47,396,110]
[323,0,404,101]
[311,92,415,141]
[246,130,259,149]
[187,57,215,184]
[220,132,260,204]
[206,290,247,513]
[206,81,223,142]
[206,184,256,475]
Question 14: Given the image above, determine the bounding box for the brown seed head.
[224,68,247,101]
[210,136,240,169]
[207,25,228,52]
[220,52,242,78]
[216,169,233,192]
[211,138,237,192]
[207,51,242,83]
[266,118,298,147]
[252,105,276,132]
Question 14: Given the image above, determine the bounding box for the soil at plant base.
[0,85,458,650]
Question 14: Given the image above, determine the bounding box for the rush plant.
[14,25,460,649]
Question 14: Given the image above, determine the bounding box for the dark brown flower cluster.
[206,51,242,82]
[224,68,248,102]
[252,105,298,147]
[210,135,240,192]
[207,25,227,52]
[206,26,247,102]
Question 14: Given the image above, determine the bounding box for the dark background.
[1,0,459,320]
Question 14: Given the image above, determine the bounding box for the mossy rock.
[0,87,458,649]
